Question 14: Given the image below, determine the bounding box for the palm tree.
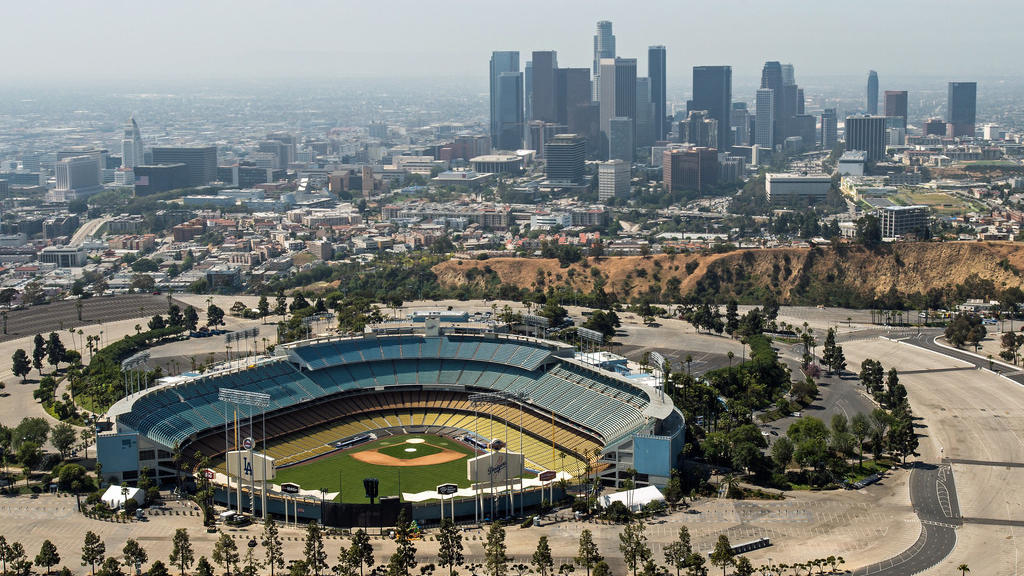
[957,564,970,576]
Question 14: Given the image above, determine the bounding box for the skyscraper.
[151,146,218,186]
[867,71,879,115]
[845,116,887,161]
[489,51,520,148]
[598,57,636,158]
[884,90,908,129]
[648,46,667,141]
[947,81,977,137]
[691,66,732,149]
[635,77,653,149]
[781,64,795,87]
[495,72,524,150]
[121,116,143,169]
[730,103,750,147]
[820,108,838,149]
[593,20,615,100]
[531,51,558,123]
[545,134,586,184]
[755,88,775,149]
[524,60,533,121]
[761,61,785,145]
[609,117,634,162]
[556,68,591,126]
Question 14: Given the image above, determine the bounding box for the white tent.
[599,485,665,513]
[101,484,145,509]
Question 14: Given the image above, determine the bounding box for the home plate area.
[350,436,465,466]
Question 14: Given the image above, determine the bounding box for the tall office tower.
[680,110,717,149]
[845,115,888,161]
[495,72,524,150]
[635,77,653,148]
[598,57,636,158]
[525,61,533,121]
[884,90,908,129]
[730,103,750,146]
[489,51,520,148]
[755,88,775,149]
[531,51,558,123]
[55,155,101,192]
[648,46,667,141]
[781,64,795,86]
[151,146,218,186]
[820,108,838,149]
[691,66,732,149]
[545,134,586,184]
[556,68,591,126]
[761,61,786,145]
[867,70,879,114]
[598,159,630,202]
[947,81,977,137]
[121,116,143,169]
[609,117,634,161]
[593,20,616,99]
[797,88,805,115]
[662,147,719,193]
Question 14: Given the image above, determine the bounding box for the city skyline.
[2,0,1021,83]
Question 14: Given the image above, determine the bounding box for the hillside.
[432,242,1024,306]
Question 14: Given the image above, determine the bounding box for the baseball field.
[273,434,478,502]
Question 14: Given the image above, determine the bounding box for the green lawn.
[273,434,476,502]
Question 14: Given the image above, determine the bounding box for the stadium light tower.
[218,388,271,518]
[469,390,530,519]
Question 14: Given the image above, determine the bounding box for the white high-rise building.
[598,159,630,202]
[121,116,144,169]
[755,88,775,149]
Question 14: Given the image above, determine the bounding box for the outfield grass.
[274,434,476,502]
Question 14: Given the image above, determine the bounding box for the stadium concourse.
[99,324,685,524]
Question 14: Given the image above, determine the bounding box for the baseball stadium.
[97,322,684,525]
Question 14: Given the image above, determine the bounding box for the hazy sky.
[3,0,1020,85]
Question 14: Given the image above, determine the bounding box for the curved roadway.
[853,462,961,575]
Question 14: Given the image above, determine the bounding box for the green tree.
[97,557,125,576]
[303,522,328,576]
[856,214,882,248]
[483,522,509,576]
[122,539,148,575]
[149,561,171,576]
[33,334,47,374]
[385,510,416,576]
[851,413,871,468]
[82,531,106,576]
[275,292,287,317]
[708,535,734,576]
[148,315,166,330]
[262,517,285,576]
[212,532,239,576]
[733,557,754,576]
[770,436,794,471]
[206,305,225,328]
[258,297,270,322]
[531,537,554,576]
[51,423,77,459]
[574,530,603,576]
[169,529,194,576]
[168,305,184,327]
[12,349,31,382]
[437,519,464,576]
[618,522,651,576]
[0,536,11,576]
[662,527,692,576]
[6,541,31,576]
[183,307,200,332]
[35,540,60,575]
[196,557,215,576]
[47,332,66,373]
[346,530,373,576]
[958,563,970,576]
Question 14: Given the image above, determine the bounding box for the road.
[853,462,961,575]
[68,217,108,246]
[902,330,1024,386]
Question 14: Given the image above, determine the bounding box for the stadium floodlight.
[649,351,666,370]
[577,327,604,343]
[218,388,271,409]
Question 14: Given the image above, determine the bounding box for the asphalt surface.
[1,295,186,341]
[902,329,1024,386]
[853,462,961,575]
[616,344,735,377]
